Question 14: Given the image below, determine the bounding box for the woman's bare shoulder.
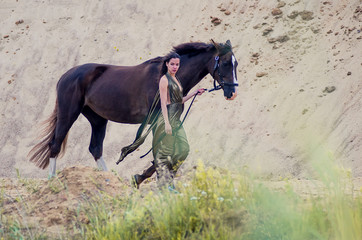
[159,75,168,86]
[160,74,168,81]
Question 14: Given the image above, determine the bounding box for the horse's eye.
[222,61,231,67]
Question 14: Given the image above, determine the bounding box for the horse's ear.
[226,40,232,48]
[210,39,221,52]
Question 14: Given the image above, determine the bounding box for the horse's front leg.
[81,107,109,171]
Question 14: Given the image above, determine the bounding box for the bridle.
[209,55,239,92]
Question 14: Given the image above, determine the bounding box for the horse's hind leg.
[48,100,84,177]
[48,158,56,178]
[82,106,109,171]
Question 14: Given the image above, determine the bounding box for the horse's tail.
[28,98,68,169]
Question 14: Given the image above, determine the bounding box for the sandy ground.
[0,0,361,183]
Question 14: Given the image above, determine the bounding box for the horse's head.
[211,40,238,100]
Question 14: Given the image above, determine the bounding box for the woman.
[153,52,205,189]
[120,52,205,190]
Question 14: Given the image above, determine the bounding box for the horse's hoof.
[48,174,56,180]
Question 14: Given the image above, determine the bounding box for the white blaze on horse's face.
[227,54,238,100]
[232,55,238,85]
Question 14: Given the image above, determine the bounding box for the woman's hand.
[183,88,206,103]
[165,122,172,135]
[196,88,206,95]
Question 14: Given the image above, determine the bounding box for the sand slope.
[0,0,361,179]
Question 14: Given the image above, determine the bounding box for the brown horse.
[28,40,238,177]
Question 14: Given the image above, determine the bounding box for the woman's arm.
[159,76,172,135]
[182,88,206,103]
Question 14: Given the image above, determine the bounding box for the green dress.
[119,72,189,188]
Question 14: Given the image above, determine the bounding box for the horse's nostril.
[226,91,237,100]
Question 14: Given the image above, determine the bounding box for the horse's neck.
[179,51,215,94]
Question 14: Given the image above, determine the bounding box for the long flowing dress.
[119,72,189,188]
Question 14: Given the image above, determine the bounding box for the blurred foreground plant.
[80,160,246,240]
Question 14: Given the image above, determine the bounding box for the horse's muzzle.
[224,86,238,100]
[226,91,237,100]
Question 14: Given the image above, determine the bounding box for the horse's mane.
[144,42,217,65]
[173,42,214,56]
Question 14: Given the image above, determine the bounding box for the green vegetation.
[1,159,361,240]
[16,169,42,194]
[79,161,246,240]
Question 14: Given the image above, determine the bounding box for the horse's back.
[56,61,160,123]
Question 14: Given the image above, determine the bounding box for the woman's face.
[166,58,180,75]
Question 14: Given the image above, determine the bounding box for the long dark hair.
[161,52,181,76]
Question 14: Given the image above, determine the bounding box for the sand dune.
[0,0,361,180]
